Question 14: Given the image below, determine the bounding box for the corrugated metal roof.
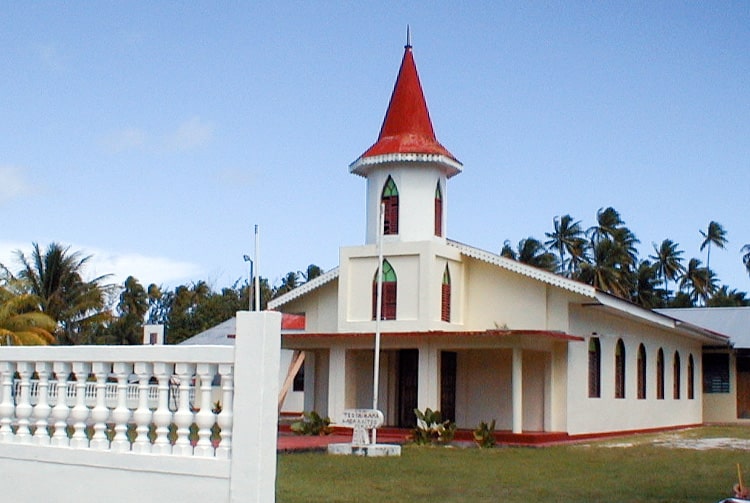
[657,307,750,347]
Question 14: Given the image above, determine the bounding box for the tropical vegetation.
[503,208,749,308]
[0,282,56,346]
[0,241,325,345]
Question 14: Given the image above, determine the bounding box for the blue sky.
[1,2,749,295]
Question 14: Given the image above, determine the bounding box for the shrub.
[473,419,496,448]
[413,408,456,446]
[290,411,333,436]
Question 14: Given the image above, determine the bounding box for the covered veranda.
[282,329,583,435]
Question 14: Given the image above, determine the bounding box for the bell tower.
[349,37,462,245]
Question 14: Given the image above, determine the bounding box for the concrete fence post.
[230,311,282,503]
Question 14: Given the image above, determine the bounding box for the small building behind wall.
[268,39,730,438]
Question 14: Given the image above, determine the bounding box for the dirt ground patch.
[655,436,750,450]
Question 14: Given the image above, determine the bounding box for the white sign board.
[340,409,384,447]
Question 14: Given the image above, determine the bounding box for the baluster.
[110,362,132,452]
[14,362,33,443]
[89,362,110,450]
[172,363,195,456]
[151,362,173,454]
[0,362,16,443]
[193,363,216,456]
[32,362,52,445]
[132,362,153,454]
[69,362,91,448]
[50,362,71,446]
[214,363,234,459]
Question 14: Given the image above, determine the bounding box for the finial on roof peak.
[405,25,412,49]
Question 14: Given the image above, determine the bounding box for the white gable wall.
[461,257,579,332]
[338,241,463,332]
[279,279,339,333]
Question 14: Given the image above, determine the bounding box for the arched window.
[382,176,399,235]
[688,354,695,399]
[372,259,397,320]
[434,182,443,237]
[656,348,665,400]
[615,339,626,399]
[441,265,450,322]
[637,344,647,400]
[588,337,601,398]
[673,351,681,399]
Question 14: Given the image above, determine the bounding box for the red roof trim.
[283,329,584,342]
[281,313,306,330]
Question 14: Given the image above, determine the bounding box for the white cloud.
[0,165,33,203]
[165,116,215,151]
[101,128,147,153]
[88,250,204,287]
[0,241,202,287]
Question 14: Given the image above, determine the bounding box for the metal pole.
[243,255,253,311]
[254,225,260,311]
[249,261,254,311]
[372,202,385,445]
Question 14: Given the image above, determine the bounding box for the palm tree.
[502,238,557,272]
[699,221,728,273]
[100,276,149,345]
[577,238,632,298]
[742,244,750,277]
[299,264,324,282]
[649,239,685,299]
[274,271,301,298]
[707,286,749,307]
[631,260,664,309]
[588,207,625,246]
[544,215,586,277]
[0,284,56,345]
[4,243,112,344]
[500,240,516,259]
[679,258,715,306]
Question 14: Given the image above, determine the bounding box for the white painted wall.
[566,306,703,435]
[338,240,463,333]
[703,351,739,423]
[0,311,281,503]
[455,349,513,429]
[363,164,448,244]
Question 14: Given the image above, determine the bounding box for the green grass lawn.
[277,426,750,502]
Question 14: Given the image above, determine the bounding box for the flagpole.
[254,224,260,311]
[372,202,385,445]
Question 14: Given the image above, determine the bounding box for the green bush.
[290,411,333,436]
[413,408,456,446]
[473,419,496,448]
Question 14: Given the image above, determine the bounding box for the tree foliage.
[500,209,748,308]
[0,282,56,345]
[1,242,112,344]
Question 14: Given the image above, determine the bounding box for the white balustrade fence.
[0,311,280,503]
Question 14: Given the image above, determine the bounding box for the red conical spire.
[353,41,460,170]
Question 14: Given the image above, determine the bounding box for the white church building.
[268,41,729,438]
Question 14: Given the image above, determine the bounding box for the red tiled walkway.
[276,426,570,452]
[277,427,410,453]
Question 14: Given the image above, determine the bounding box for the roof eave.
[591,292,731,345]
[267,267,340,310]
[349,152,463,178]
